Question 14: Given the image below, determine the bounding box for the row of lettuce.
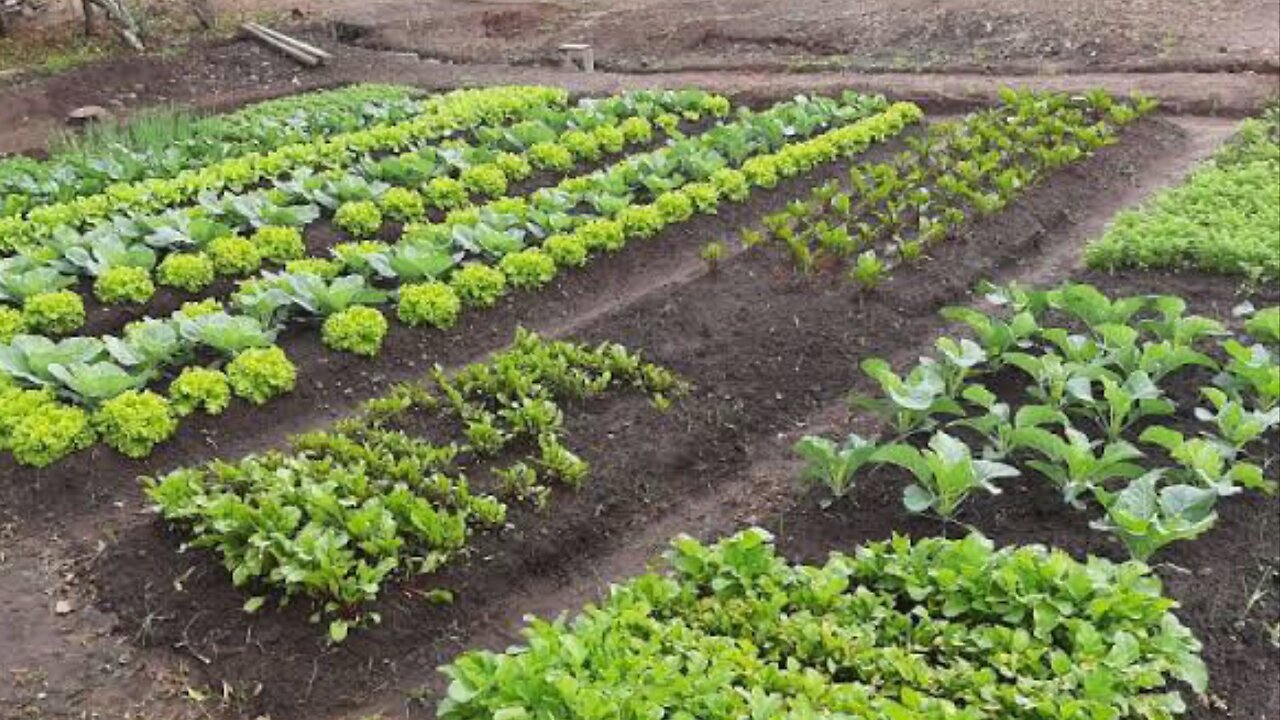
[0,84,431,211]
[0,86,727,313]
[0,91,922,467]
[796,282,1279,562]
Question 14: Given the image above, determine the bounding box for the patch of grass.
[0,27,114,75]
[1085,102,1280,281]
[49,105,203,156]
[0,3,287,78]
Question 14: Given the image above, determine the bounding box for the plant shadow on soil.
[75,116,1280,718]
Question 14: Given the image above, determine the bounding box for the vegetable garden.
[0,81,1276,720]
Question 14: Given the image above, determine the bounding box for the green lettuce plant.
[498,248,557,290]
[22,290,86,335]
[0,307,23,344]
[284,257,342,280]
[543,234,588,268]
[253,226,306,263]
[459,164,508,198]
[207,235,263,277]
[322,306,389,357]
[397,282,461,329]
[93,390,178,458]
[450,264,507,308]
[156,252,216,293]
[94,266,156,304]
[168,367,232,416]
[377,187,426,222]
[227,346,297,404]
[334,200,383,238]
[8,401,94,467]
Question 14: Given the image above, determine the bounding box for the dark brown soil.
[68,116,1280,720]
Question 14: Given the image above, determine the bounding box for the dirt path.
[0,32,1275,156]
[200,0,1280,75]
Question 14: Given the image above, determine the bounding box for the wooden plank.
[246,22,333,62]
[241,23,321,66]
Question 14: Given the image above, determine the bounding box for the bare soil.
[205,0,1280,75]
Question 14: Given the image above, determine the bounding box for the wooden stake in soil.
[558,43,595,72]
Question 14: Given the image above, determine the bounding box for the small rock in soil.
[66,105,111,126]
[54,599,74,615]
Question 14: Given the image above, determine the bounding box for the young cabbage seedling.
[1140,295,1227,348]
[1139,426,1274,496]
[793,433,880,504]
[1070,371,1175,441]
[852,358,965,438]
[1013,424,1145,507]
[872,431,1019,519]
[1216,341,1280,411]
[952,383,1065,460]
[1090,470,1218,562]
[1048,283,1147,333]
[931,337,988,396]
[939,304,1038,365]
[1003,351,1109,409]
[1195,387,1280,452]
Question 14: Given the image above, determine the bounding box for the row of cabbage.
[743,88,1156,288]
[143,329,685,641]
[0,85,571,252]
[0,91,921,467]
[0,83,430,211]
[796,283,1279,561]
